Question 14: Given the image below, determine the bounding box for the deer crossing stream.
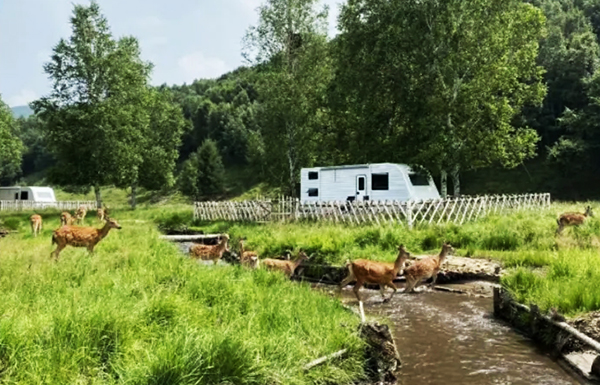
[337,282,583,385]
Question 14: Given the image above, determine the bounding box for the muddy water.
[340,285,583,385]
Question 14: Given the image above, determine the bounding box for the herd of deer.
[17,204,597,300]
[27,205,122,260]
[188,234,310,277]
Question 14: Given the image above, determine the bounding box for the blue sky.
[0,0,341,107]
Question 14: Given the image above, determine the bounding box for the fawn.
[189,234,230,264]
[30,214,42,237]
[262,250,309,277]
[403,242,454,293]
[556,206,593,235]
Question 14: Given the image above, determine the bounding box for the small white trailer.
[0,186,57,202]
[300,163,440,203]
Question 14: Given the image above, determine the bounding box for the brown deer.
[75,205,88,225]
[50,217,122,260]
[189,234,230,264]
[339,245,411,302]
[239,238,259,269]
[403,242,454,293]
[30,214,42,237]
[262,250,310,277]
[97,205,109,222]
[60,211,75,227]
[556,206,594,235]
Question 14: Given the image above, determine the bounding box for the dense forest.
[2,0,600,203]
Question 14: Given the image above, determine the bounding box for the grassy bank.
[182,202,600,317]
[0,210,364,384]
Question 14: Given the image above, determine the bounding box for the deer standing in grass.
[60,212,76,227]
[189,234,230,264]
[262,250,309,277]
[239,238,259,269]
[30,214,42,237]
[403,242,454,293]
[50,217,122,260]
[556,206,594,235]
[339,245,411,302]
[75,205,88,225]
[97,205,109,222]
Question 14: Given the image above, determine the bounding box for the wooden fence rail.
[0,201,96,212]
[194,193,551,227]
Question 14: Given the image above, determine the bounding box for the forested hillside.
[2,0,600,202]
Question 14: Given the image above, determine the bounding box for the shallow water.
[340,286,583,385]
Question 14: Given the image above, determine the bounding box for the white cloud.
[7,89,37,107]
[178,52,229,81]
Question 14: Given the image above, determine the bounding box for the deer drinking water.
[50,217,122,260]
[556,206,593,235]
[189,234,230,264]
[339,245,411,303]
[30,214,42,237]
[262,250,309,277]
[403,242,454,293]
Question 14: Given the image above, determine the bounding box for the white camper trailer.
[0,186,57,202]
[300,163,440,203]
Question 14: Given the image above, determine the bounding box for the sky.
[0,0,342,107]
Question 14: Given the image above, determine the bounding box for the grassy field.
[0,209,365,384]
[184,202,600,317]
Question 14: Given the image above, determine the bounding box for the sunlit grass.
[0,210,364,384]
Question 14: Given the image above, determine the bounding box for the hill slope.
[11,105,33,118]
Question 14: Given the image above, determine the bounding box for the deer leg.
[51,244,65,261]
[383,281,397,303]
[339,275,354,292]
[404,276,417,293]
[353,280,364,302]
[428,271,440,288]
[379,285,387,299]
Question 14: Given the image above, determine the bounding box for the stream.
[338,283,584,385]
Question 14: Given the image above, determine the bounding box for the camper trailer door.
[355,174,367,201]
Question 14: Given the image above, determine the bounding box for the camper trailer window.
[37,192,53,199]
[308,188,319,197]
[308,171,318,180]
[20,191,29,200]
[409,173,429,186]
[371,173,389,190]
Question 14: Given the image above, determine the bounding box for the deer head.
[104,217,122,230]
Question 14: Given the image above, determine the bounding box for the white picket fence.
[0,201,96,212]
[194,193,551,227]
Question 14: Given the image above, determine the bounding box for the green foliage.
[179,139,226,201]
[243,0,332,195]
[31,1,152,205]
[331,0,547,181]
[0,95,24,184]
[0,210,364,383]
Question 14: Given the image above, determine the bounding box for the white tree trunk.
[440,170,447,198]
[452,165,460,197]
[94,185,102,209]
[131,182,137,210]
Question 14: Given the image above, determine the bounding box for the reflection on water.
[341,287,582,385]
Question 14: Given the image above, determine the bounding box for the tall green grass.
[0,211,364,384]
